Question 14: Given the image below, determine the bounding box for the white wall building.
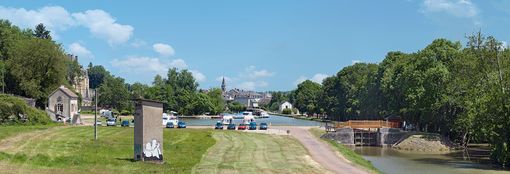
[48,85,79,122]
[279,101,293,113]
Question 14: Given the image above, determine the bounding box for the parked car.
[227,123,236,130]
[238,123,247,130]
[259,122,268,130]
[121,120,130,127]
[166,121,175,128]
[95,120,102,126]
[249,122,257,130]
[215,122,224,129]
[106,118,116,126]
[177,121,186,128]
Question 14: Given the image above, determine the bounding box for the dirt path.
[273,126,369,174]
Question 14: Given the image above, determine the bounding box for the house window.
[57,104,64,113]
[71,104,74,112]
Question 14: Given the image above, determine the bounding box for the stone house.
[48,85,79,122]
[279,101,293,113]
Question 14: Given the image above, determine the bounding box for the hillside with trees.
[289,32,509,165]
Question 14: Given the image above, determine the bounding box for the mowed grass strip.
[193,131,329,174]
[309,128,382,174]
[0,126,215,174]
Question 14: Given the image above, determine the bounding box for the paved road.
[274,126,369,174]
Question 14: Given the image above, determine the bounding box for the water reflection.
[353,146,510,174]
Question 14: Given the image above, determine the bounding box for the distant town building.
[67,54,92,106]
[220,79,272,108]
[279,101,293,113]
[47,85,79,122]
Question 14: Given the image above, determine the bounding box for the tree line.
[88,65,225,116]
[0,20,82,108]
[276,32,509,165]
[0,20,225,117]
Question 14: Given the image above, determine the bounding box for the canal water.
[180,115,322,126]
[353,146,510,174]
[182,115,509,173]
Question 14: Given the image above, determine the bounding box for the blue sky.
[0,0,509,91]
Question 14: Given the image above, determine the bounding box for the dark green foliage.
[97,76,130,111]
[293,80,322,115]
[87,64,111,89]
[307,32,510,166]
[0,20,72,108]
[0,94,51,125]
[33,23,51,40]
[227,102,246,113]
[282,108,292,115]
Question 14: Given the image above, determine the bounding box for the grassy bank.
[0,126,215,173]
[309,128,382,174]
[193,131,329,173]
[0,125,332,174]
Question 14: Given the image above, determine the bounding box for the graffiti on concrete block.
[143,139,163,160]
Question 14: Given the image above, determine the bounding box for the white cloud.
[170,59,188,69]
[421,0,478,18]
[190,70,206,82]
[231,66,274,90]
[242,65,274,80]
[352,60,362,65]
[111,57,205,82]
[0,6,133,45]
[501,41,508,49]
[131,39,146,48]
[153,43,175,57]
[72,10,133,45]
[111,56,169,76]
[294,73,329,85]
[216,76,232,82]
[0,6,74,39]
[238,81,268,91]
[294,76,308,85]
[311,73,328,84]
[68,42,93,59]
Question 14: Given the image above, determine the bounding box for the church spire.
[221,77,226,92]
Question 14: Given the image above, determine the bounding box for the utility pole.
[94,88,98,140]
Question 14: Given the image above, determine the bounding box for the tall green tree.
[6,37,67,107]
[207,88,225,114]
[88,64,111,89]
[97,76,130,111]
[293,80,322,115]
[33,23,52,40]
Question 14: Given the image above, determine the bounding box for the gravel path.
[273,126,369,174]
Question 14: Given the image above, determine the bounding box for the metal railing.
[335,120,401,129]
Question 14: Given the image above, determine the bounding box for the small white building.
[47,85,79,122]
[279,101,293,113]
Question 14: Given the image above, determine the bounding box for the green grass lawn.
[0,126,331,174]
[193,131,329,174]
[0,126,215,174]
[309,128,382,174]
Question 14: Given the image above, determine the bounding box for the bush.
[0,94,51,125]
[120,110,132,115]
[282,108,292,115]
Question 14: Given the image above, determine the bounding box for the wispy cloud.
[421,0,479,18]
[68,42,93,59]
[0,6,134,45]
[294,73,329,85]
[111,56,205,82]
[153,43,175,57]
[216,65,274,91]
